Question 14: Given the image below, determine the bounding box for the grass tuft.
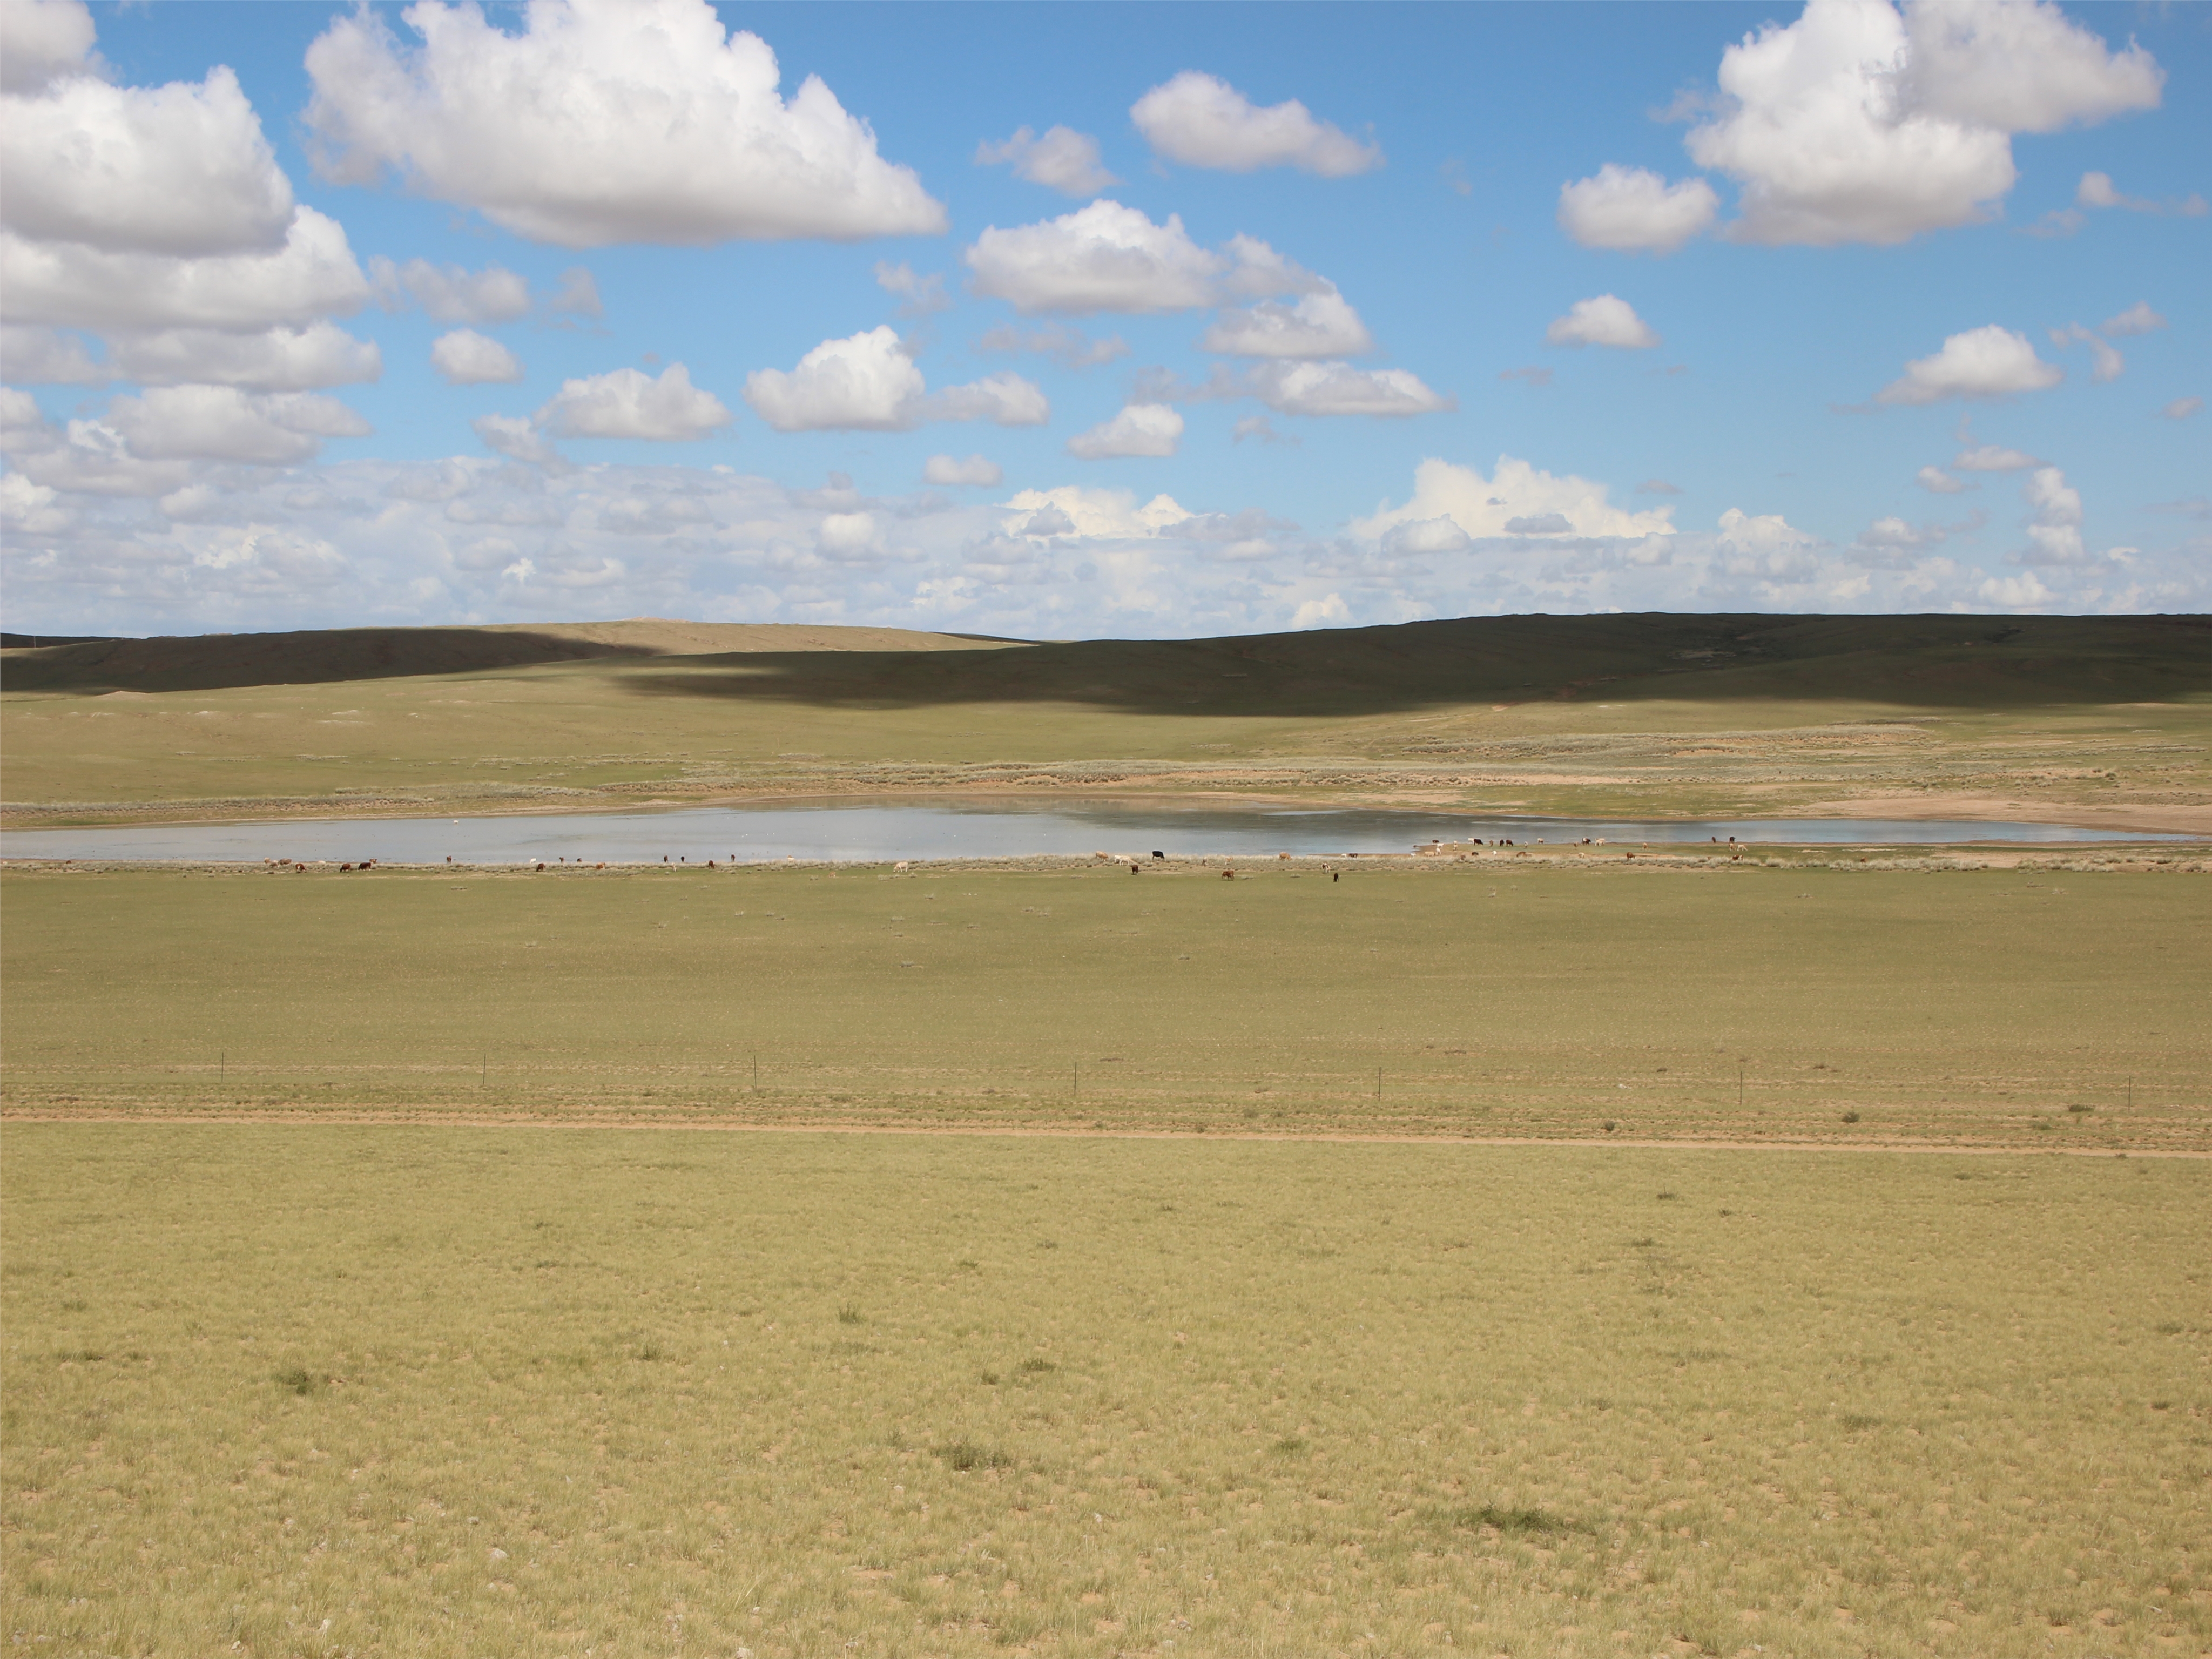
[1451,1503,1579,1537]
[938,1439,1013,1473]
[272,1365,321,1397]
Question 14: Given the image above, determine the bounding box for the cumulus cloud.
[1131,71,1380,176]
[1353,456,1676,545]
[1677,0,2161,247]
[1247,361,1452,418]
[545,267,603,321]
[998,485,1191,540]
[924,454,1002,488]
[1290,592,1351,629]
[975,125,1117,195]
[1379,516,1474,556]
[430,329,524,386]
[1916,466,1970,493]
[99,322,382,392]
[1877,325,2062,404]
[538,363,732,441]
[2016,465,2087,564]
[743,327,1047,432]
[1953,442,2039,471]
[2,65,295,257]
[2074,171,2207,218]
[930,372,1050,427]
[1201,285,1373,359]
[2100,300,2166,338]
[747,329,920,431]
[974,321,1129,369]
[1067,403,1183,459]
[873,261,950,317]
[2161,396,2203,422]
[107,385,371,464]
[1556,164,1717,254]
[302,0,946,246]
[2049,322,2123,383]
[0,207,369,332]
[471,413,564,468]
[1546,294,1660,349]
[0,0,98,95]
[1637,478,1682,495]
[1231,414,1292,446]
[965,199,1238,315]
[0,325,107,383]
[369,257,532,325]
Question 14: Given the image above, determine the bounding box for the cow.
[1152,851,1165,861]
[1220,868,1235,880]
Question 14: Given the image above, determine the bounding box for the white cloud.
[302,0,946,246]
[999,485,1190,540]
[545,267,603,320]
[975,125,1117,195]
[924,454,1002,488]
[108,385,370,464]
[537,363,731,442]
[742,327,1045,433]
[1916,465,1970,493]
[1380,517,1474,556]
[2017,464,2086,564]
[430,329,524,386]
[743,327,1047,432]
[1,469,73,535]
[369,257,532,325]
[1290,592,1350,629]
[1715,507,1823,578]
[815,511,879,558]
[1231,414,1292,446]
[1877,325,2062,404]
[1679,0,2160,247]
[1953,442,2039,471]
[1545,294,1660,350]
[1130,71,1380,176]
[1903,1,2161,132]
[1353,456,1675,544]
[1201,285,1373,358]
[1066,403,1183,460]
[95,323,381,392]
[2074,172,2207,218]
[0,325,107,383]
[2049,323,2122,383]
[974,321,1128,369]
[2161,396,2203,422]
[873,261,950,317]
[2100,300,2166,338]
[0,207,369,332]
[928,372,1049,427]
[1978,571,2054,608]
[0,0,98,95]
[965,199,1228,315]
[471,413,564,468]
[1556,164,1718,254]
[2,65,294,256]
[1247,361,1452,417]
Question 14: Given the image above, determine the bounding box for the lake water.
[0,800,2191,864]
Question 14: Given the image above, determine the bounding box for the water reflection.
[1,799,2190,865]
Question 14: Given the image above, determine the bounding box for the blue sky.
[2,0,2205,638]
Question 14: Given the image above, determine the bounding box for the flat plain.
[4,613,2209,1657]
[4,1125,2209,1658]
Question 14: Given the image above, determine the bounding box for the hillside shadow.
[0,626,663,695]
[617,613,2212,716]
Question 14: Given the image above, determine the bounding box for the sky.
[1,0,2206,640]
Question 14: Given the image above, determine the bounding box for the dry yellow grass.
[3,1124,2206,1657]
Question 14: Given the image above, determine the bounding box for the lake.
[0,799,2192,865]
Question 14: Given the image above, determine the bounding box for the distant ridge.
[3,612,2206,709]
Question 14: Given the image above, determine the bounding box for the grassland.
[5,613,2208,832]
[4,1124,2207,1657]
[4,858,2207,1144]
